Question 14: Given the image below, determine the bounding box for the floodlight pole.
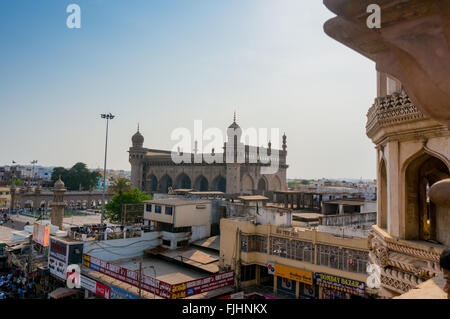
[101,113,115,225]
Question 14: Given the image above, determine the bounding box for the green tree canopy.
[104,188,151,223]
[108,177,131,196]
[51,163,100,191]
[8,179,23,186]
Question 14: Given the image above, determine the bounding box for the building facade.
[366,74,449,297]
[219,219,371,299]
[129,117,288,198]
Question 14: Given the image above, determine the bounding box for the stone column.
[50,177,66,230]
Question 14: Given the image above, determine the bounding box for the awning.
[49,288,77,299]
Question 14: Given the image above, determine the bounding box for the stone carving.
[366,91,426,137]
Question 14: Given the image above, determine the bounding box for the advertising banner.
[82,254,234,299]
[48,257,67,280]
[80,275,97,293]
[315,273,365,296]
[83,254,172,299]
[49,238,67,262]
[110,286,140,299]
[95,282,111,299]
[271,263,313,285]
[32,223,50,247]
[170,270,234,299]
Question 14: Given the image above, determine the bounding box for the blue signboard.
[110,286,140,299]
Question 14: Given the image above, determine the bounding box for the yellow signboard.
[274,263,313,285]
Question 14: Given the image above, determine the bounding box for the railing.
[366,91,426,137]
[320,212,376,227]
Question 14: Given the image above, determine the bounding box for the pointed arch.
[212,176,226,193]
[241,175,254,194]
[270,175,282,191]
[403,151,449,241]
[379,159,388,229]
[159,175,173,193]
[194,175,209,191]
[146,174,158,193]
[257,176,268,195]
[175,173,192,189]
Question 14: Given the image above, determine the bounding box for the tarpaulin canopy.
[49,288,77,299]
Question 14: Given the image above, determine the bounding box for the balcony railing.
[366,91,426,137]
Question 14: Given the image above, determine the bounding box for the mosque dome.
[132,126,144,147]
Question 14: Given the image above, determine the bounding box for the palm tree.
[108,178,132,223]
[109,178,131,196]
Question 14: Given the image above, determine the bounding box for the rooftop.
[82,254,230,299]
[238,195,269,201]
[143,198,210,206]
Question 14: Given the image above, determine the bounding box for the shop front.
[315,273,365,299]
[268,263,316,299]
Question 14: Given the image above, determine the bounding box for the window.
[270,237,288,258]
[287,240,314,263]
[177,240,188,247]
[316,244,368,274]
[162,239,171,246]
[155,205,162,214]
[240,265,256,282]
[146,204,152,212]
[165,206,173,215]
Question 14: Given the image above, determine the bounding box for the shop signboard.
[82,254,234,299]
[49,238,68,280]
[80,275,97,293]
[48,257,67,280]
[110,286,139,299]
[270,263,313,285]
[170,270,234,299]
[83,254,172,299]
[32,223,50,247]
[315,273,365,296]
[95,282,111,299]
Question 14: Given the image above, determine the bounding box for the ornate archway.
[212,176,226,193]
[159,175,173,193]
[404,152,449,242]
[176,173,192,189]
[194,175,209,191]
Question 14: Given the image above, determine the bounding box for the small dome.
[132,130,144,147]
[227,112,241,130]
[228,121,240,130]
[54,177,65,189]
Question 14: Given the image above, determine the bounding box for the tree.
[104,188,151,223]
[8,179,23,186]
[51,163,100,191]
[108,178,131,196]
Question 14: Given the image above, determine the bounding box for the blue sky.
[0,0,377,179]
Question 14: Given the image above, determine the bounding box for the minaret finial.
[137,123,140,132]
[233,111,236,123]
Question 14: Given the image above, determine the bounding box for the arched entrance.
[194,176,209,191]
[404,153,449,242]
[159,175,173,194]
[257,178,267,196]
[176,174,192,189]
[379,159,388,229]
[212,176,226,193]
[241,175,254,194]
[147,175,158,193]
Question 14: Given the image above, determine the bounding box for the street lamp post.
[100,113,115,225]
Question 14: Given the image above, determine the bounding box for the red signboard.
[96,282,111,299]
[170,271,234,299]
[82,254,234,299]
